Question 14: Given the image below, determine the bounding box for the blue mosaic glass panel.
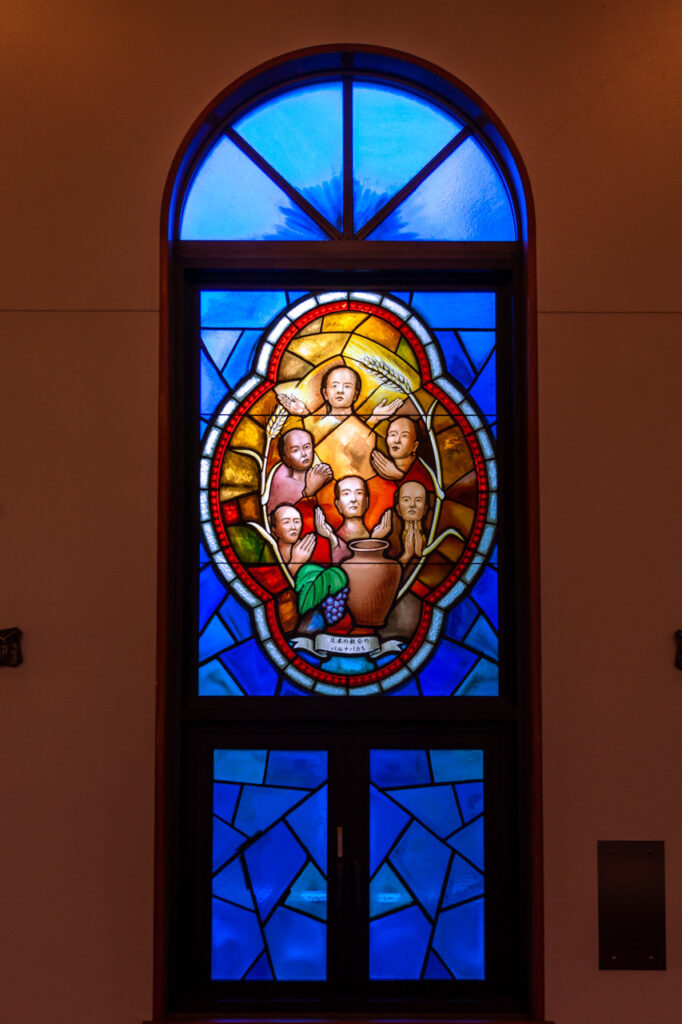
[234,83,344,232]
[353,82,462,232]
[367,137,517,241]
[180,137,329,241]
[212,749,327,980]
[369,749,485,979]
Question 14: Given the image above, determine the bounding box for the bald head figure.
[396,480,428,522]
[334,475,369,520]
[386,417,419,461]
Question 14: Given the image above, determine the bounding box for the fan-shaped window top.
[178,80,518,242]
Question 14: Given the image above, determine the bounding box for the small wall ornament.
[0,628,23,667]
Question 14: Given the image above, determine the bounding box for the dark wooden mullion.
[355,127,472,241]
[224,126,343,241]
[342,73,354,238]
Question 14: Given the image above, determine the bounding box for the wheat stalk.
[266,403,288,438]
[356,354,413,397]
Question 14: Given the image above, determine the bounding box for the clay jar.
[343,539,402,627]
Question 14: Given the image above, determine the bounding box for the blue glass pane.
[180,136,329,240]
[435,330,476,388]
[447,816,484,871]
[286,785,327,873]
[234,83,343,231]
[199,658,244,696]
[368,137,516,241]
[213,781,240,825]
[202,328,241,372]
[244,821,306,919]
[443,854,484,906]
[458,329,496,371]
[457,657,498,696]
[370,749,431,788]
[220,640,279,695]
[445,597,478,642]
[234,785,306,835]
[265,906,326,980]
[410,291,496,329]
[213,857,253,909]
[245,951,273,980]
[390,784,462,839]
[200,290,287,329]
[279,679,309,697]
[221,330,262,390]
[432,899,485,979]
[464,615,498,660]
[199,614,232,662]
[212,900,264,979]
[199,566,227,632]
[370,904,431,979]
[285,862,327,921]
[218,595,253,643]
[266,750,327,789]
[470,355,497,417]
[424,951,454,979]
[369,785,410,875]
[419,640,477,696]
[390,821,450,918]
[201,348,228,416]
[456,781,484,823]
[471,567,498,629]
[387,678,420,696]
[215,748,267,784]
[370,862,413,918]
[213,819,247,871]
[430,749,483,783]
[199,539,210,567]
[353,83,462,232]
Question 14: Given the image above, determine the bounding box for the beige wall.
[1,2,680,1022]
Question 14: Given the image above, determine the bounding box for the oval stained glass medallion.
[200,292,497,695]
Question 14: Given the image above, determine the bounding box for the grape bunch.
[321,586,349,625]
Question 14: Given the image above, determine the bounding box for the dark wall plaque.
[598,840,666,970]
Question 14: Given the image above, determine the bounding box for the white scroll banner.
[290,634,404,659]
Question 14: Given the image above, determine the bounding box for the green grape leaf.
[325,566,349,596]
[295,563,349,615]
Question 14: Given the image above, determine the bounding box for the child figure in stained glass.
[269,504,316,577]
[314,475,392,564]
[371,415,420,480]
[277,365,401,480]
[267,428,332,517]
[394,481,429,564]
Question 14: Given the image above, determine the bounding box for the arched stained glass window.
[158,47,541,1024]
[178,78,517,242]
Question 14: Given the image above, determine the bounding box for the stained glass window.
[212,749,328,980]
[179,80,517,243]
[199,289,498,697]
[370,749,485,979]
[163,47,537,1021]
